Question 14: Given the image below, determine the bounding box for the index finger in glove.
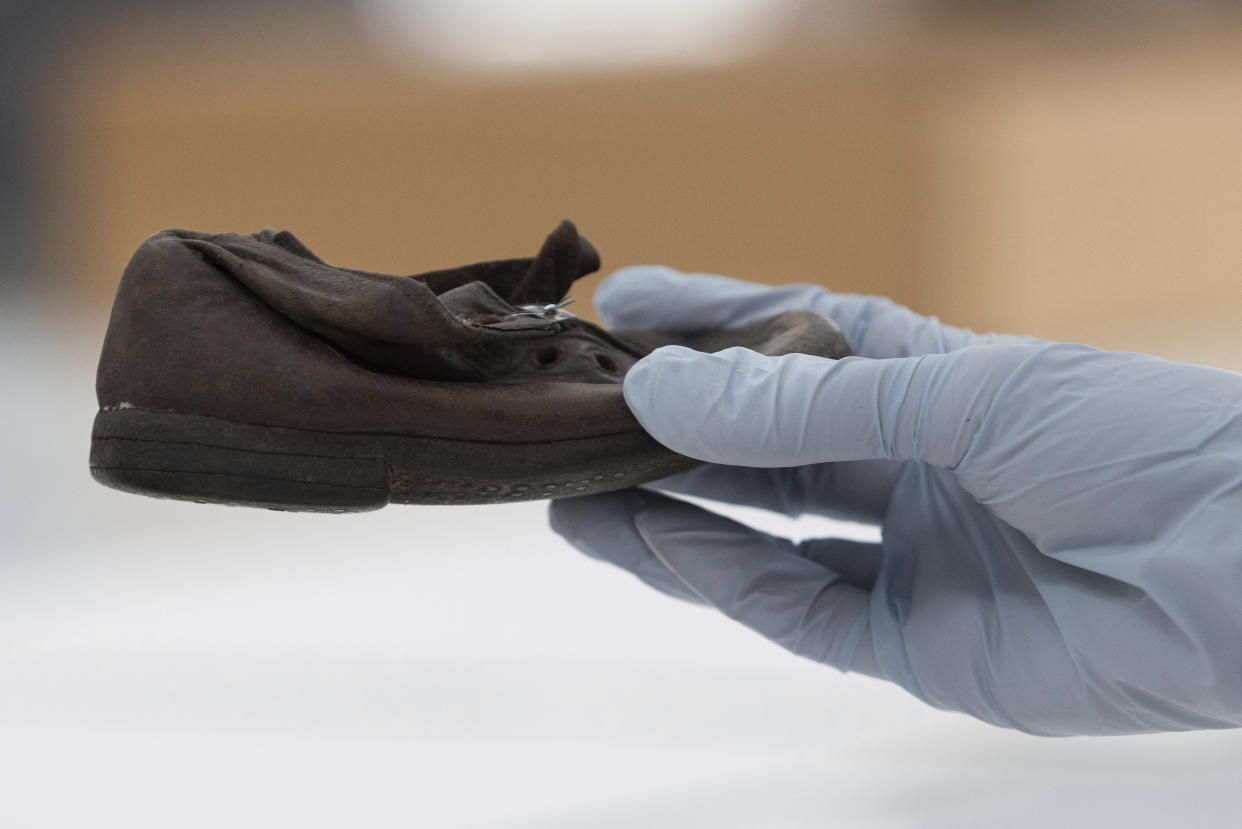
[595,266,1037,359]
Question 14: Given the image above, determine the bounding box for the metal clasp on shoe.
[502,295,576,323]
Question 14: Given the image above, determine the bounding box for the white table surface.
[3,294,1240,829]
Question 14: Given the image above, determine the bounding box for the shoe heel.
[89,407,389,512]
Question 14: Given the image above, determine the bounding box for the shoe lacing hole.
[594,353,618,372]
[535,346,559,366]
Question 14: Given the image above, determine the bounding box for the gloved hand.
[550,266,1242,736]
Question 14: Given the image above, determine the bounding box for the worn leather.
[96,221,850,443]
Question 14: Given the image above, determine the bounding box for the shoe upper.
[96,221,849,444]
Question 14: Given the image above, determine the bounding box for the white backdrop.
[3,296,1240,828]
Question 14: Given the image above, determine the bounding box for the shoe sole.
[90,407,693,511]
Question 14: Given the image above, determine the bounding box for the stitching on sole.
[91,434,378,461]
[90,465,388,490]
[95,407,643,446]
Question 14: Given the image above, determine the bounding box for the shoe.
[90,221,850,511]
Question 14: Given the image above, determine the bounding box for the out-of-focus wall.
[32,7,1242,368]
[898,23,1242,368]
[38,11,907,313]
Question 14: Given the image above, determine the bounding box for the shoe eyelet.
[593,353,618,373]
[535,346,559,366]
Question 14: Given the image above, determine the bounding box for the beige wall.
[40,15,1242,369]
[900,24,1242,367]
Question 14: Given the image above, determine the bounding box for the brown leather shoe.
[90,221,849,510]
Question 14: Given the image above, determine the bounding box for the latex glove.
[550,266,1242,737]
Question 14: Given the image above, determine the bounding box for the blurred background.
[3,1,1241,827]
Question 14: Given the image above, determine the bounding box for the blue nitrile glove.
[549,266,1242,737]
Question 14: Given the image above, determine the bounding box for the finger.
[645,461,901,525]
[547,489,706,604]
[624,342,1044,469]
[634,497,882,677]
[596,267,833,332]
[796,538,883,590]
[595,266,1038,359]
